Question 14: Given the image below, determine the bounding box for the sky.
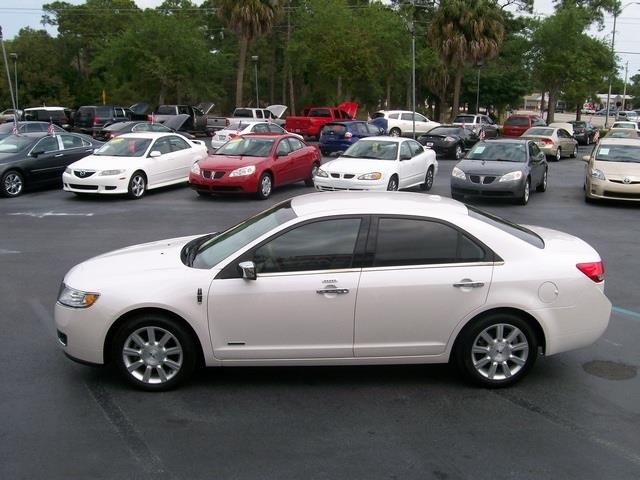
[1,0,639,89]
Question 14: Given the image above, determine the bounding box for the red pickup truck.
[285,102,358,139]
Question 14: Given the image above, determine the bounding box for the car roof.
[24,107,66,111]
[598,137,640,146]
[291,192,468,218]
[118,132,182,139]
[485,138,530,144]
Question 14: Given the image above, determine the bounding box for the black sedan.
[450,139,548,205]
[418,125,479,160]
[569,121,598,145]
[0,132,102,197]
[96,120,196,142]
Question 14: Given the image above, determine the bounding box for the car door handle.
[453,281,485,288]
[55,153,64,157]
[316,288,349,295]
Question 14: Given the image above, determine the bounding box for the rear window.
[525,128,553,136]
[454,115,476,124]
[371,112,385,119]
[505,117,530,126]
[104,122,130,132]
[467,206,544,249]
[156,106,176,115]
[77,107,95,118]
[322,123,347,135]
[233,109,253,118]
[95,107,112,118]
[571,122,586,127]
[310,109,331,118]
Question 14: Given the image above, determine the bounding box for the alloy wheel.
[261,175,272,197]
[387,177,398,191]
[455,145,463,160]
[130,174,145,198]
[3,172,23,197]
[471,323,529,381]
[122,326,183,385]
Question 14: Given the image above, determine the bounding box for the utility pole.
[411,0,416,139]
[605,10,617,127]
[622,61,629,111]
[0,27,18,123]
[10,52,17,111]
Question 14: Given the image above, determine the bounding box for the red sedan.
[189,134,321,199]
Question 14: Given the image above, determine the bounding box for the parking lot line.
[612,306,640,322]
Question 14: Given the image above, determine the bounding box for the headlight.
[590,168,606,180]
[229,165,256,177]
[57,283,100,309]
[190,162,201,175]
[357,172,382,180]
[315,168,329,178]
[452,167,466,180]
[444,136,456,143]
[499,171,523,182]
[99,169,125,176]
[64,167,72,174]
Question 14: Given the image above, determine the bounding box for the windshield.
[453,115,475,123]
[0,135,36,153]
[215,137,275,157]
[571,122,586,128]
[525,128,554,136]
[342,140,398,160]
[156,106,176,115]
[94,137,151,157]
[505,117,529,126]
[189,201,297,269]
[104,122,131,132]
[467,142,526,163]
[426,127,462,136]
[227,121,250,131]
[612,123,635,129]
[595,145,640,163]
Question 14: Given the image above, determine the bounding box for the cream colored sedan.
[521,127,578,161]
[584,138,640,202]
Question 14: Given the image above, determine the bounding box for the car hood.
[337,102,359,118]
[594,160,640,176]
[322,157,397,174]
[163,114,190,131]
[69,154,142,170]
[64,235,203,290]
[455,159,526,175]
[266,105,287,119]
[198,154,269,169]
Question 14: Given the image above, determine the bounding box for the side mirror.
[149,150,161,158]
[581,155,591,162]
[238,261,257,280]
[31,150,45,157]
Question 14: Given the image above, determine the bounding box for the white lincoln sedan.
[55,192,611,391]
[314,137,438,191]
[62,132,207,199]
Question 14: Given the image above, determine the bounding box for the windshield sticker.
[372,143,379,152]
[473,146,486,153]
[599,148,610,155]
[110,138,124,144]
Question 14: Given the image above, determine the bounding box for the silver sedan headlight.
[357,172,382,180]
[590,168,606,180]
[315,168,329,178]
[229,165,256,177]
[452,167,466,180]
[99,169,125,176]
[57,283,100,309]
[499,171,523,182]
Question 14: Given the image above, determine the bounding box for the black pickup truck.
[152,105,209,134]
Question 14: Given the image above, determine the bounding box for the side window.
[287,137,304,151]
[367,124,380,135]
[408,140,424,157]
[24,123,43,133]
[152,138,172,155]
[401,113,413,121]
[267,123,284,133]
[399,142,411,160]
[355,123,369,135]
[253,218,361,273]
[253,124,269,133]
[389,113,399,120]
[528,142,540,158]
[178,106,190,115]
[531,143,541,156]
[34,136,59,153]
[255,110,264,119]
[168,136,190,151]
[151,124,169,132]
[276,139,292,156]
[132,123,149,132]
[415,113,427,123]
[60,134,85,149]
[373,218,486,267]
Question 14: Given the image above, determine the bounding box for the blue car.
[319,120,383,156]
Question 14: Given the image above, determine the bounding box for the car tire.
[454,144,463,160]
[454,312,538,388]
[112,314,197,391]
[518,177,530,205]
[305,162,320,187]
[256,172,273,200]
[570,145,577,158]
[127,171,146,199]
[389,127,401,137]
[536,169,548,192]
[386,175,399,191]
[420,166,434,191]
[555,148,561,162]
[1,169,24,198]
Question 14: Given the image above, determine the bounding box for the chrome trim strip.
[361,261,497,272]
[257,268,362,278]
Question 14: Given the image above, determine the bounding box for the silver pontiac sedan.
[450,139,548,205]
[521,126,578,161]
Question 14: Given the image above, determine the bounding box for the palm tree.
[218,0,284,107]
[428,0,504,120]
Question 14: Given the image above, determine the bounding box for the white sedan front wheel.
[127,171,146,199]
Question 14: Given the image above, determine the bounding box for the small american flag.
[47,120,55,136]
[11,121,18,135]
[593,130,599,143]
[479,128,486,141]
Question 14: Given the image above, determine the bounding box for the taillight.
[542,138,553,145]
[344,131,353,139]
[147,114,153,121]
[93,117,99,125]
[576,261,605,282]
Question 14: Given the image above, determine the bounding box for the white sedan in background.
[63,132,207,199]
[314,136,438,191]
[211,121,303,150]
[55,192,611,391]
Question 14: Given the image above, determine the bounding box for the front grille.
[610,179,640,185]
[202,170,225,179]
[470,175,497,184]
[344,174,355,179]
[603,190,640,199]
[316,186,363,191]
[73,170,96,179]
[69,184,98,191]
[210,186,242,192]
[330,173,340,178]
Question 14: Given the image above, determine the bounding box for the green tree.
[428,0,504,120]
[218,0,284,107]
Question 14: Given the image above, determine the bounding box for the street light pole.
[10,52,17,111]
[622,60,629,111]
[475,61,483,114]
[251,55,259,107]
[411,20,416,139]
[0,27,17,120]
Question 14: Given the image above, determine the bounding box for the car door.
[400,112,413,134]
[26,135,65,184]
[209,217,366,360]
[59,134,94,165]
[286,137,312,181]
[147,136,175,184]
[527,142,544,185]
[397,140,423,187]
[272,138,295,185]
[481,116,498,138]
[167,135,198,180]
[558,129,574,153]
[414,113,431,134]
[354,216,493,357]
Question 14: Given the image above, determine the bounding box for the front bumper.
[314,175,388,192]
[586,177,640,201]
[451,176,525,198]
[55,301,110,364]
[189,172,259,194]
[62,171,130,195]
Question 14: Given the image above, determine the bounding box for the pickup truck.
[228,105,287,126]
[196,102,229,133]
[151,105,208,134]
[285,102,358,139]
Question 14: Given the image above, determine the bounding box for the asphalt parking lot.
[1,143,639,479]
